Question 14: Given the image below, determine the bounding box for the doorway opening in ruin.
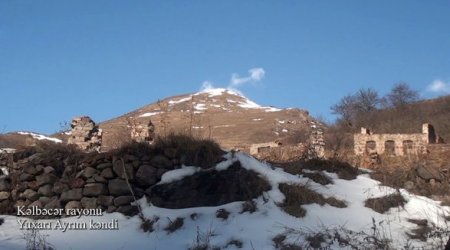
[384,140,395,156]
[365,141,376,154]
[403,140,414,155]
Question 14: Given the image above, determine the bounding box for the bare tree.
[331,94,358,127]
[384,82,419,108]
[354,88,380,113]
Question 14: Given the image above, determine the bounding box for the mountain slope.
[99,88,315,151]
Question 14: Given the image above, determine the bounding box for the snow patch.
[17,132,62,143]
[158,166,200,185]
[139,112,161,117]
[168,96,192,105]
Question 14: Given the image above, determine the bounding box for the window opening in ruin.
[403,140,414,155]
[384,140,395,156]
[365,141,376,154]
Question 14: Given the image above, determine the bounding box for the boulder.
[116,205,139,216]
[38,196,51,206]
[44,197,62,210]
[101,168,114,179]
[98,195,114,207]
[0,191,10,201]
[60,189,83,202]
[106,206,117,213]
[96,162,113,171]
[43,166,55,174]
[113,196,134,206]
[83,183,108,197]
[81,197,97,209]
[0,176,11,191]
[151,155,172,168]
[65,201,82,210]
[135,165,158,187]
[21,189,39,201]
[108,179,131,196]
[53,182,69,194]
[28,200,43,209]
[17,182,28,192]
[113,161,135,180]
[82,167,99,179]
[35,173,57,186]
[70,178,85,188]
[27,181,39,190]
[38,184,54,197]
[23,165,39,175]
[19,173,34,182]
[93,175,107,183]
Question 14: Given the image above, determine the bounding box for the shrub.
[364,192,406,214]
[153,133,224,168]
[215,209,230,220]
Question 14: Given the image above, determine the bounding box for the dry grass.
[153,133,224,168]
[275,158,359,180]
[364,192,406,214]
[302,172,332,185]
[278,183,347,218]
[165,217,184,233]
[215,209,230,220]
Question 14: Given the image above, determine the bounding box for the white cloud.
[200,81,214,91]
[198,68,265,95]
[427,79,450,94]
[229,68,265,87]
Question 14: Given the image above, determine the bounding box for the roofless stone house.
[354,123,444,156]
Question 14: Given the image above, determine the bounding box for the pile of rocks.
[68,116,102,152]
[130,119,155,143]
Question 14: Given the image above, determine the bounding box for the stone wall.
[354,123,443,156]
[67,116,102,152]
[0,147,186,217]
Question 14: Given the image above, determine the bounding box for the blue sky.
[1,1,449,134]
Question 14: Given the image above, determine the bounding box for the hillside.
[98,88,315,151]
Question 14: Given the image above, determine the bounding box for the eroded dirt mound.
[148,161,271,209]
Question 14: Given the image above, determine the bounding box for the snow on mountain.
[164,88,284,113]
[0,152,448,249]
[17,131,62,143]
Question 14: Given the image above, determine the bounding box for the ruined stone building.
[249,121,325,160]
[308,122,325,158]
[67,116,102,152]
[354,123,444,156]
[130,119,155,143]
[249,141,282,155]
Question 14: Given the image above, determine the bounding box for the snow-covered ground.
[17,132,62,143]
[0,152,448,249]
